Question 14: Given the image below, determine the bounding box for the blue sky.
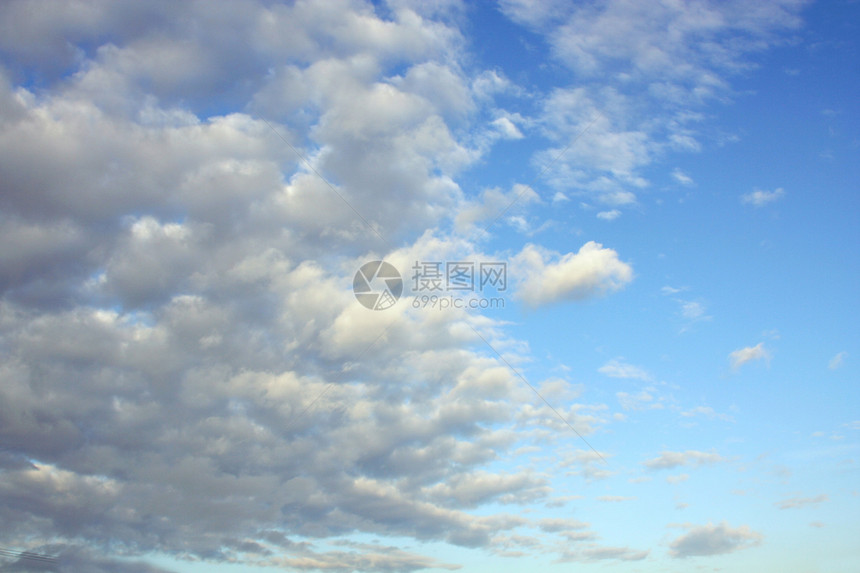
[0,1,857,572]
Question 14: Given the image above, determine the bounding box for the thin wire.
[0,547,58,564]
[468,325,608,465]
[482,114,601,233]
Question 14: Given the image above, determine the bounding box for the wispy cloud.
[681,406,734,422]
[596,209,621,220]
[499,0,807,205]
[597,495,636,502]
[599,358,652,381]
[776,494,829,510]
[617,390,664,411]
[672,168,694,186]
[679,300,712,323]
[729,342,771,370]
[562,545,649,563]
[741,187,785,207]
[829,351,847,370]
[644,450,725,471]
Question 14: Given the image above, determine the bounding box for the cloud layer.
[0,0,823,570]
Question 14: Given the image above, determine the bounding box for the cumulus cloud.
[729,342,771,370]
[512,242,633,307]
[669,522,763,558]
[741,187,785,207]
[644,450,725,471]
[0,1,589,568]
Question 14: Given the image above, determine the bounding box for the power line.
[0,546,58,564]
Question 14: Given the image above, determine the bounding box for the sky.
[0,0,858,572]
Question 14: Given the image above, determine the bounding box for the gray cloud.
[558,544,649,563]
[0,1,563,568]
[669,522,763,558]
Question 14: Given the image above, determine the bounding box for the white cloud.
[644,450,725,471]
[454,185,540,234]
[497,0,570,29]
[616,390,664,412]
[597,495,635,502]
[599,358,651,381]
[729,342,771,370]
[672,168,694,186]
[680,406,734,422]
[829,351,847,370]
[490,116,524,139]
[776,494,829,510]
[741,187,785,207]
[669,522,763,558]
[667,473,690,484]
[512,242,633,307]
[596,209,621,220]
[501,0,807,205]
[680,301,708,320]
